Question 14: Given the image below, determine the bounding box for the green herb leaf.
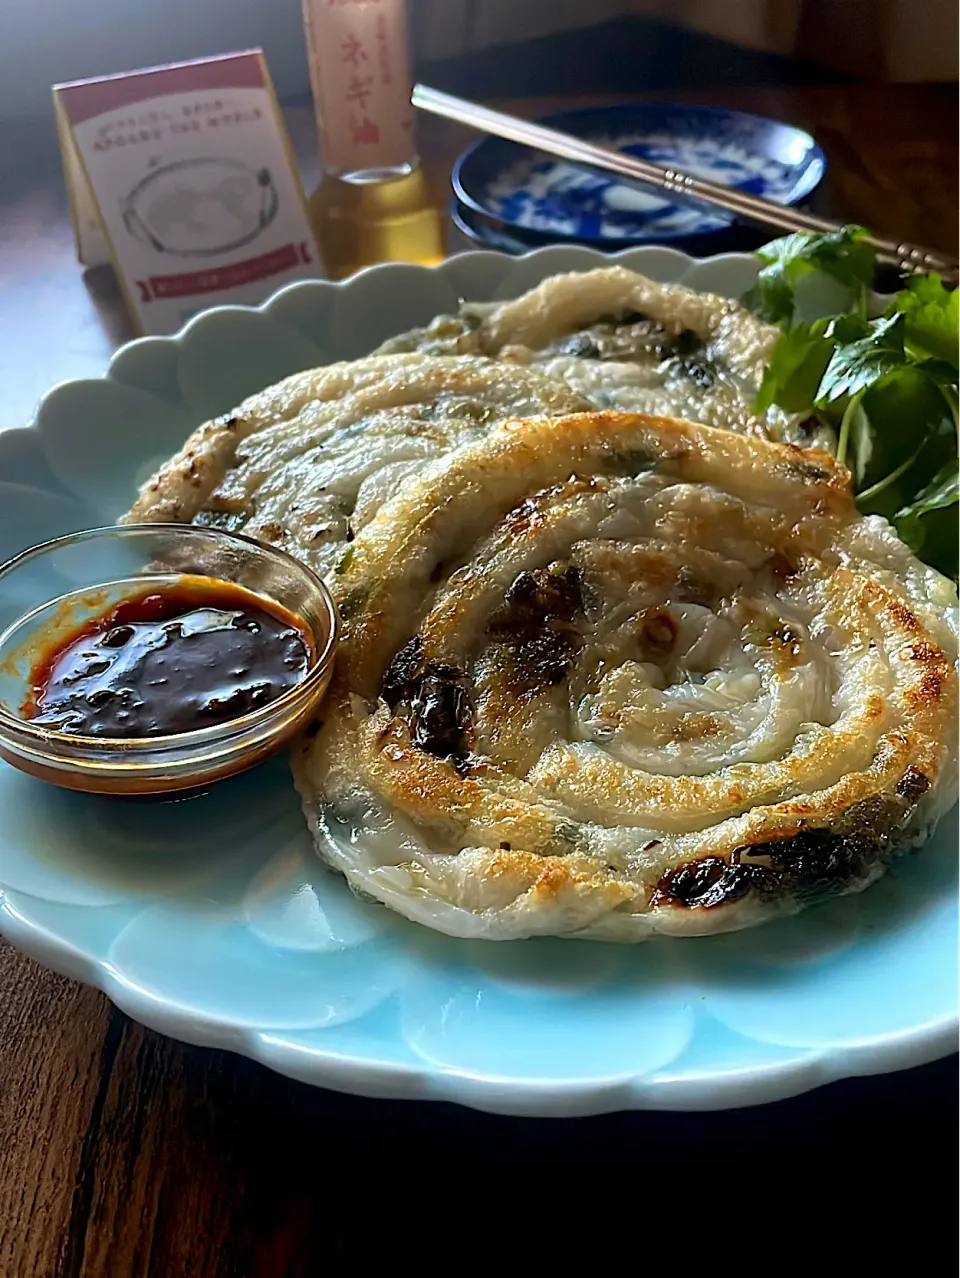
[747,231,958,578]
[913,358,960,387]
[744,225,875,325]
[895,460,959,578]
[754,319,834,413]
[826,313,872,344]
[816,315,905,405]
[846,368,951,501]
[895,458,959,524]
[893,274,959,366]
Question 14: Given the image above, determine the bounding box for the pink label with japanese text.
[55,51,320,335]
[303,0,415,171]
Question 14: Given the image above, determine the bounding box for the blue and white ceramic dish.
[453,103,826,249]
[449,199,532,255]
[0,246,954,1117]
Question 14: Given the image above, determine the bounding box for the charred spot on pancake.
[896,766,930,803]
[898,642,952,710]
[902,638,937,660]
[403,662,473,768]
[654,856,763,909]
[514,630,573,690]
[502,477,605,536]
[382,637,473,766]
[382,636,425,709]
[746,792,916,901]
[656,787,924,912]
[739,818,892,903]
[504,565,583,623]
[502,494,542,536]
[487,565,584,694]
[906,665,946,706]
[410,667,473,766]
[503,490,559,537]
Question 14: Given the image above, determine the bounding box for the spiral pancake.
[123,269,805,563]
[377,266,814,445]
[122,354,590,576]
[294,411,958,941]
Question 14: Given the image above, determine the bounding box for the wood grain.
[0,949,112,1277]
[1,976,953,1275]
[0,53,956,1277]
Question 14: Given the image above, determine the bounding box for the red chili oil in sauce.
[23,578,314,738]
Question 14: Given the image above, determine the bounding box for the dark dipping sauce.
[24,578,314,738]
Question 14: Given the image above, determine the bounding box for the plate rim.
[2,243,956,1118]
[2,888,955,1117]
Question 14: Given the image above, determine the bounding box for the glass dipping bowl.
[0,525,339,795]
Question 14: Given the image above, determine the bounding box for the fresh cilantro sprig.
[749,229,958,578]
[744,225,875,325]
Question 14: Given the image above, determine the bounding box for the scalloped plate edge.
[23,246,762,429]
[2,888,955,1117]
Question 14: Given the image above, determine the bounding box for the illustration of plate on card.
[121,158,279,257]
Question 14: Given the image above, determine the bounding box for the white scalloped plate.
[0,246,956,1117]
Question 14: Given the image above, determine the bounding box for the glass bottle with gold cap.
[302,0,445,279]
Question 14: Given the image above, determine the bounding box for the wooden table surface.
[1,79,957,1275]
